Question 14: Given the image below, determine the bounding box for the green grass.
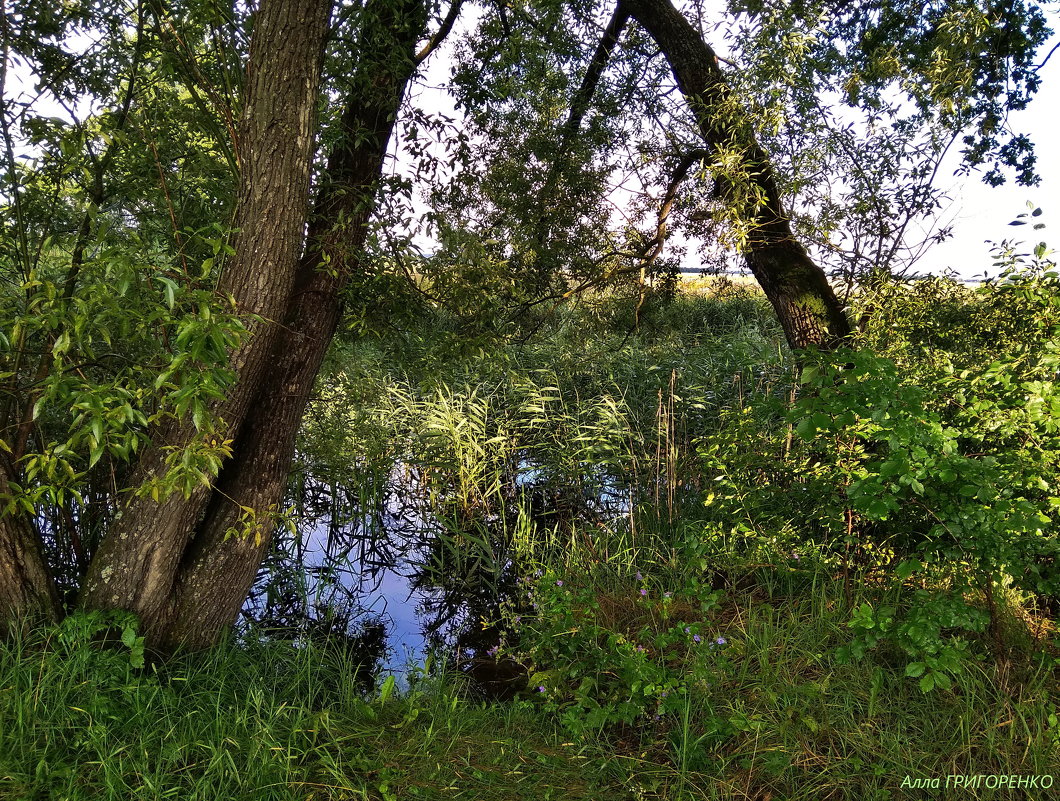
[0,623,612,800]
[644,573,1060,800]
[2,565,1057,800]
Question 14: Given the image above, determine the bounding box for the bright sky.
[914,29,1060,279]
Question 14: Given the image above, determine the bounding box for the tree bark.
[0,457,61,635]
[159,0,429,650]
[79,0,333,636]
[620,0,851,350]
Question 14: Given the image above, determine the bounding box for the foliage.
[3,571,1058,800]
[499,567,729,736]
[693,243,1060,687]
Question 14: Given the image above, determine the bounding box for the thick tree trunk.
[159,0,429,650]
[79,0,333,636]
[0,457,61,635]
[620,0,851,350]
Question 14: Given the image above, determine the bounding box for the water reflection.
[241,457,636,691]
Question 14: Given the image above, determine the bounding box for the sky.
[916,31,1060,280]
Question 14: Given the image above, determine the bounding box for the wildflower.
[537,685,546,693]
[513,615,521,624]
[640,588,648,597]
[635,645,646,653]
[684,627,691,634]
[487,645,499,657]
[635,571,643,581]
[556,580,564,586]
[693,634,702,643]
[715,637,726,645]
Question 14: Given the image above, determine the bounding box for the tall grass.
[3,566,1056,799]
[293,287,792,572]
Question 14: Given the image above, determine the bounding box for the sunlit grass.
[3,562,1055,800]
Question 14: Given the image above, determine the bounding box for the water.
[242,457,637,683]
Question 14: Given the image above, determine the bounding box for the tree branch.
[415,0,464,66]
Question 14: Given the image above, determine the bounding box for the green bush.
[696,255,1060,688]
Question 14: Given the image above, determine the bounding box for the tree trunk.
[160,0,429,650]
[620,0,851,350]
[0,457,61,635]
[79,0,333,636]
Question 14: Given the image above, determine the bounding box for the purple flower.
[513,616,521,624]
[487,645,499,657]
[640,588,648,596]
[635,571,643,581]
[635,645,646,653]
[693,634,702,643]
[556,580,563,586]
[684,627,691,634]
[715,637,726,645]
[537,685,546,693]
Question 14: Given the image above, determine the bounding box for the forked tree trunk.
[620,0,851,350]
[78,0,333,636]
[160,0,429,650]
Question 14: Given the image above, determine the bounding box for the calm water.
[242,459,633,680]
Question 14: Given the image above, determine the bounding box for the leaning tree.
[433,0,1049,348]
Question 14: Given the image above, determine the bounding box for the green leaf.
[156,276,178,310]
[378,675,396,704]
[895,559,922,581]
[904,661,926,678]
[865,498,891,519]
[919,673,936,693]
[795,418,817,440]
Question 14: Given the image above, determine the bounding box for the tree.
[433,0,1048,347]
[1,0,333,639]
[0,0,453,650]
[621,0,851,349]
[158,0,437,650]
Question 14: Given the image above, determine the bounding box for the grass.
[0,622,612,800]
[2,562,1057,800]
